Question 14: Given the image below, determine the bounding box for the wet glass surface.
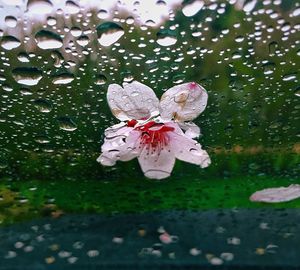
[0,0,299,268]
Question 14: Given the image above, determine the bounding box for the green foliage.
[1,173,300,226]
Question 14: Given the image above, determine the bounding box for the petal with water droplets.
[169,128,211,168]
[97,128,141,166]
[159,82,208,122]
[107,81,159,121]
[178,122,201,138]
[138,146,176,180]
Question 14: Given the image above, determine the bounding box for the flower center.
[136,121,174,150]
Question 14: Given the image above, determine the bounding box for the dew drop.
[33,99,53,113]
[65,1,80,14]
[12,67,43,86]
[5,16,18,27]
[156,29,177,47]
[20,87,33,95]
[96,22,124,47]
[294,87,300,97]
[57,117,77,132]
[95,74,107,85]
[182,0,204,17]
[35,30,63,50]
[17,52,30,63]
[70,27,82,37]
[1,36,21,50]
[262,62,275,75]
[35,135,50,144]
[52,72,74,85]
[243,0,257,12]
[27,0,53,14]
[97,9,109,19]
[76,35,89,47]
[282,73,297,82]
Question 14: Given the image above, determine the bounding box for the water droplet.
[35,30,63,50]
[156,29,177,46]
[292,7,300,17]
[58,117,77,131]
[96,22,124,47]
[17,52,30,63]
[282,73,297,82]
[2,84,13,92]
[52,72,74,84]
[12,67,43,86]
[281,23,291,32]
[243,0,257,12]
[70,27,82,37]
[268,41,278,56]
[51,50,64,67]
[97,9,109,19]
[27,0,53,14]
[126,16,135,25]
[235,35,244,43]
[76,35,89,47]
[1,36,21,50]
[33,99,53,113]
[294,86,300,97]
[262,62,275,75]
[20,87,33,96]
[35,135,50,144]
[5,16,18,27]
[0,160,8,169]
[47,16,57,26]
[182,0,204,17]
[95,74,107,85]
[65,0,80,14]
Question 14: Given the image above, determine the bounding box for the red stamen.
[127,119,138,127]
[135,122,175,153]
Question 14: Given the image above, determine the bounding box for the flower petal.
[103,123,132,140]
[97,151,118,166]
[159,82,208,122]
[178,122,201,138]
[107,81,159,121]
[168,126,210,168]
[250,185,300,203]
[138,146,176,180]
[97,129,141,166]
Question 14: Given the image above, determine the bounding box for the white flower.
[97,81,210,180]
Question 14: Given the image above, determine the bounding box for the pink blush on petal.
[189,82,197,89]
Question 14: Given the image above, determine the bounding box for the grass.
[0,150,299,226]
[0,174,300,226]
